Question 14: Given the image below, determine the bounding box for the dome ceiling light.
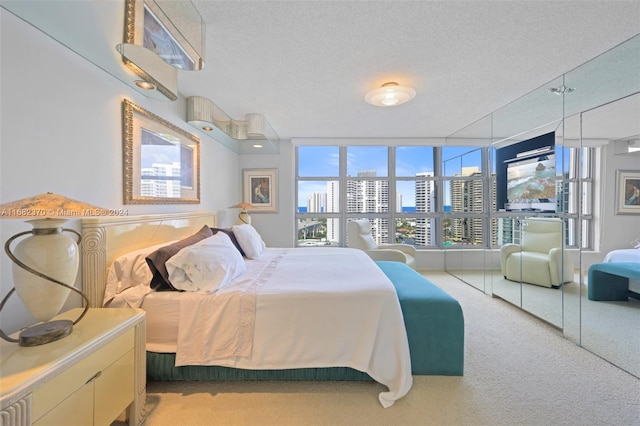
[365,82,416,107]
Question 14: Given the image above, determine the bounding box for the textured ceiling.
[181,1,640,140]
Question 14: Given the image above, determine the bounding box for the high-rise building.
[450,166,483,244]
[326,181,340,243]
[141,162,181,198]
[345,170,390,244]
[396,192,403,213]
[307,191,326,213]
[415,172,435,246]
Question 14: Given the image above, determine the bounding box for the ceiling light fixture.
[186,96,279,144]
[548,85,575,95]
[365,82,416,107]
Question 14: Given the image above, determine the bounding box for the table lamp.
[0,193,107,346]
[229,202,252,225]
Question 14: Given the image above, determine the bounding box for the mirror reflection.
[442,146,486,292]
[445,34,639,378]
[579,93,640,378]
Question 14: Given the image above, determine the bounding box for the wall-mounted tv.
[506,156,556,204]
[495,131,557,212]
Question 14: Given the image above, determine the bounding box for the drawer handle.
[86,370,102,384]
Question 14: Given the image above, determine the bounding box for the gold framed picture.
[122,99,200,204]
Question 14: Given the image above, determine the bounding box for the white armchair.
[347,219,417,269]
[500,217,574,288]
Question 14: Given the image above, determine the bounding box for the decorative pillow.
[166,232,246,293]
[103,240,177,306]
[231,224,266,259]
[146,225,214,291]
[210,227,246,257]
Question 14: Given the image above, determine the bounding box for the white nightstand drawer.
[31,328,134,423]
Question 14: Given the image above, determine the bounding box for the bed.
[81,211,413,407]
[603,248,640,264]
[587,249,640,301]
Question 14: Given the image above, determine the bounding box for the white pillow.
[104,240,177,305]
[166,232,246,293]
[231,224,266,259]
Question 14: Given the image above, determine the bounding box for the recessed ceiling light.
[365,82,416,107]
[134,80,156,90]
[252,144,263,148]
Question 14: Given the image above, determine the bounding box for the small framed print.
[243,169,278,213]
[615,170,640,215]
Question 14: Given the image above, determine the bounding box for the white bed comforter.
[121,247,412,407]
[604,248,640,263]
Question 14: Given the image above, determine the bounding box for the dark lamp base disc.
[19,319,73,346]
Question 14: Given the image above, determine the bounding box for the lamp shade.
[365,82,416,107]
[228,202,252,210]
[228,202,252,225]
[0,192,107,218]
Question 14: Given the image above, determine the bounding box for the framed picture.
[243,169,278,212]
[122,99,200,204]
[123,0,204,71]
[615,170,640,215]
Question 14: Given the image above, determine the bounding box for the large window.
[295,144,594,249]
[296,145,439,247]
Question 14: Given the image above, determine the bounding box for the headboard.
[81,211,216,308]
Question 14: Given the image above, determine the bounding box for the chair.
[500,217,574,288]
[347,219,417,269]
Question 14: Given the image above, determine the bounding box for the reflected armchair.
[347,219,417,269]
[500,217,574,288]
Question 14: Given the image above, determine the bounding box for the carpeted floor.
[135,271,640,426]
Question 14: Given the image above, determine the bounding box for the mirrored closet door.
[445,33,639,378]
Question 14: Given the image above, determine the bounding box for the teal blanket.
[376,261,464,376]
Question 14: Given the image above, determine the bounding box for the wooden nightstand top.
[0,308,145,407]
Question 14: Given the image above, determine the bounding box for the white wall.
[0,11,241,333]
[239,140,295,248]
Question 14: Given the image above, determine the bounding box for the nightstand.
[0,308,146,426]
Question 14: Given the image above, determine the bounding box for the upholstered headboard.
[80,211,216,307]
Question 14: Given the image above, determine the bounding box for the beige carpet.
[136,272,640,426]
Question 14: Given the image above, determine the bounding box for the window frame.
[295,144,595,250]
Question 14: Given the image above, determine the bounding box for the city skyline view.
[297,145,481,210]
[295,142,574,248]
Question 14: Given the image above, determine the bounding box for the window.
[295,144,595,249]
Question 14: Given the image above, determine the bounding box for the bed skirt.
[147,352,373,381]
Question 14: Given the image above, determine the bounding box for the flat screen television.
[506,155,556,210]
